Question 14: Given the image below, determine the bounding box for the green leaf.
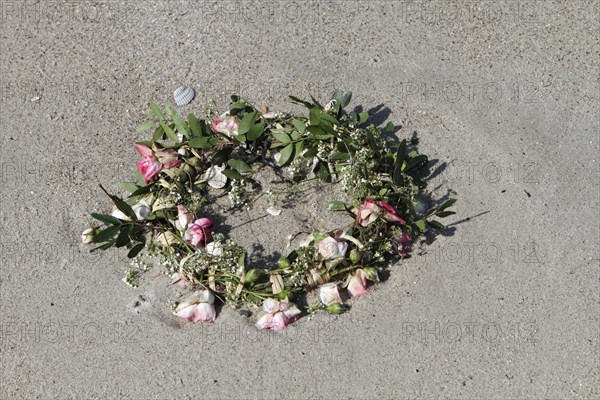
[339,91,352,108]
[121,182,139,193]
[395,139,407,166]
[238,252,246,268]
[393,163,404,186]
[358,112,369,125]
[134,169,145,186]
[136,120,154,133]
[326,201,350,211]
[149,102,164,120]
[270,141,288,149]
[289,95,313,108]
[91,213,122,226]
[318,162,331,182]
[127,243,145,258]
[303,146,318,158]
[306,125,332,140]
[152,125,165,141]
[108,195,137,221]
[330,151,350,161]
[271,132,291,144]
[427,220,445,230]
[164,103,176,117]
[222,169,242,180]
[295,140,304,156]
[414,220,426,233]
[438,199,457,211]
[188,114,202,137]
[366,130,379,156]
[292,118,306,133]
[227,159,251,173]
[130,185,151,197]
[238,111,257,136]
[247,120,265,141]
[385,121,394,133]
[173,114,189,137]
[336,141,353,153]
[92,225,120,243]
[160,121,178,142]
[115,229,130,248]
[310,95,323,109]
[435,211,456,218]
[405,154,428,172]
[90,240,115,252]
[229,101,246,115]
[188,136,216,149]
[211,148,233,165]
[279,143,294,166]
[312,108,338,125]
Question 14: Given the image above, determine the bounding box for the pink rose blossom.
[392,231,411,257]
[356,198,406,227]
[137,154,162,182]
[316,236,348,260]
[176,205,194,232]
[134,143,181,182]
[347,268,377,298]
[184,217,213,247]
[211,115,240,137]
[155,148,181,169]
[175,290,216,322]
[256,298,301,331]
[319,283,342,306]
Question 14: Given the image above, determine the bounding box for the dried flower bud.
[244,268,262,284]
[325,302,345,314]
[349,249,362,264]
[81,228,98,244]
[277,257,291,269]
[362,267,379,282]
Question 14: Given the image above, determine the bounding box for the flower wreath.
[83,91,455,331]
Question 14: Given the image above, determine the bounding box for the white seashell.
[173,86,195,106]
[204,165,227,189]
[266,206,282,216]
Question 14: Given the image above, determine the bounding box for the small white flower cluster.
[266,188,277,205]
[228,179,247,207]
[122,269,139,288]
[288,247,317,286]
[288,156,309,178]
[130,256,152,271]
[317,142,331,160]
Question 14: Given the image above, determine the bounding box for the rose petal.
[197,290,215,305]
[204,165,228,189]
[256,313,274,330]
[319,283,342,306]
[192,303,216,322]
[205,242,223,256]
[175,303,197,321]
[263,298,280,314]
